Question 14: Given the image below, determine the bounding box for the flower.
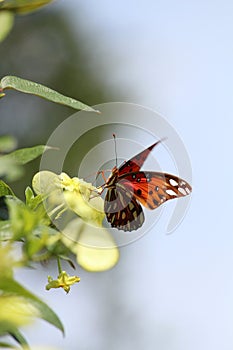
[46,271,80,294]
[59,172,104,227]
[32,171,119,272]
[32,171,104,227]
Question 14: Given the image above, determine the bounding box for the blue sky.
[17,1,233,349]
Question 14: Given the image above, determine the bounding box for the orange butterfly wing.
[104,140,192,231]
[118,171,192,210]
[117,140,163,175]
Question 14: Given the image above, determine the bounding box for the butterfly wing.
[118,140,163,176]
[104,184,145,232]
[119,171,192,209]
[104,139,191,231]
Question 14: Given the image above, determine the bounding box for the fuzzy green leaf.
[0,76,98,112]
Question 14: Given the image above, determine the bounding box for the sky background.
[14,0,233,349]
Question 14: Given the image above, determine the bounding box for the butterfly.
[103,140,192,231]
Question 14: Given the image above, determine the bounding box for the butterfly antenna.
[113,133,118,167]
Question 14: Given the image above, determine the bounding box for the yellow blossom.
[46,271,80,293]
[33,171,119,272]
[32,171,104,227]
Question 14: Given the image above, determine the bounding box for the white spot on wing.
[166,189,177,196]
[186,187,191,194]
[178,187,187,195]
[169,178,178,186]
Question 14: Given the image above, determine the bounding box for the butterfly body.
[103,140,192,232]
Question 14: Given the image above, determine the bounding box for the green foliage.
[0,244,64,349]
[0,135,17,153]
[0,76,99,112]
[0,142,119,347]
[0,277,64,334]
[0,143,52,181]
[0,137,67,347]
[0,1,117,348]
[0,0,54,14]
[0,1,55,42]
[3,145,53,165]
[0,180,14,196]
[0,136,54,182]
[0,11,14,42]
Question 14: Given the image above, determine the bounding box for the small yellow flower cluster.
[58,172,104,227]
[59,172,97,199]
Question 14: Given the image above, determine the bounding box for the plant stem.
[57,256,62,274]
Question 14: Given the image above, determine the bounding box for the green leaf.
[9,329,29,349]
[3,145,52,165]
[25,186,34,205]
[25,187,46,211]
[0,180,14,196]
[0,341,19,348]
[0,76,99,112]
[0,0,53,14]
[6,196,41,239]
[0,135,17,153]
[0,10,14,42]
[0,145,50,181]
[0,156,23,181]
[0,191,13,221]
[0,320,29,348]
[0,278,64,335]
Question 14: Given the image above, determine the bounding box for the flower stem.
[57,256,62,274]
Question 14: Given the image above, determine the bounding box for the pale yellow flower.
[33,171,119,272]
[32,171,104,227]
